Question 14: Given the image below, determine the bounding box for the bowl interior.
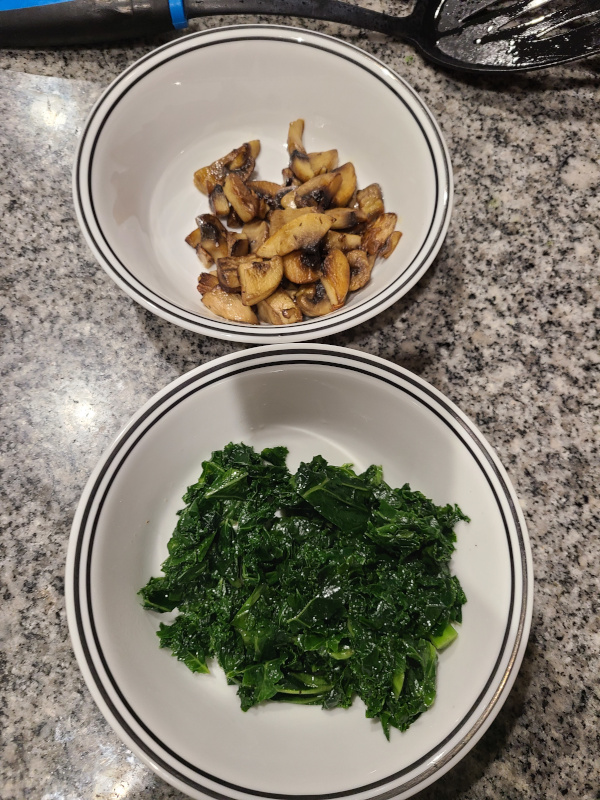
[85,360,515,796]
[89,34,440,320]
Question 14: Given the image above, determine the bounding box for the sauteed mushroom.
[188,120,403,325]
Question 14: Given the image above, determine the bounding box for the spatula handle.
[185,0,420,41]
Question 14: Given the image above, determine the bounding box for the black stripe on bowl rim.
[73,26,451,340]
[69,346,530,800]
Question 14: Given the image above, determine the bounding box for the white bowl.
[66,344,533,800]
[73,25,452,343]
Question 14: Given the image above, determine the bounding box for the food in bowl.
[138,441,468,737]
[187,120,403,325]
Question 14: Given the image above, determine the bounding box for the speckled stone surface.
[1,12,599,800]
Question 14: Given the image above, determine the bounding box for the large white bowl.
[73,25,453,343]
[66,345,533,800]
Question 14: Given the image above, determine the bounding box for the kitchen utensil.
[1,0,599,72]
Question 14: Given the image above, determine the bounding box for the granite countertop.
[1,11,599,800]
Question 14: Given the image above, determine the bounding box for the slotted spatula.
[1,0,599,72]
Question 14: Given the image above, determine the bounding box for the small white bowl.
[73,25,453,343]
[66,344,533,800]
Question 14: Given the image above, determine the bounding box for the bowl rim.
[73,24,453,343]
[65,343,533,800]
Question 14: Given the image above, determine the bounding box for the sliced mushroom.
[229,140,260,175]
[282,166,301,187]
[193,141,258,195]
[195,214,229,260]
[257,289,303,325]
[248,180,292,209]
[216,256,246,292]
[197,272,219,294]
[324,230,363,252]
[287,119,306,155]
[290,151,314,183]
[269,206,318,235]
[201,284,258,324]
[242,219,269,253]
[308,150,338,175]
[209,184,230,218]
[325,207,368,230]
[238,256,284,306]
[227,231,249,258]
[380,230,403,259]
[280,190,298,209]
[330,162,357,208]
[257,213,333,258]
[347,249,375,291]
[356,183,385,221]
[194,161,227,196]
[223,173,260,223]
[321,248,350,309]
[185,228,202,249]
[362,212,398,255]
[296,282,334,317]
[195,246,214,269]
[283,250,322,284]
[227,208,243,229]
[295,172,343,211]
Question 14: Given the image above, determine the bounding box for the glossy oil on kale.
[138,442,468,737]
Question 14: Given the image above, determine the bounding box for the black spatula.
[1,0,599,72]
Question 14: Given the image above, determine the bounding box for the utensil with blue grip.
[1,0,599,72]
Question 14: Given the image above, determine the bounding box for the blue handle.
[0,0,186,44]
[0,0,75,9]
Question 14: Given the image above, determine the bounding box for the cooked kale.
[138,442,468,737]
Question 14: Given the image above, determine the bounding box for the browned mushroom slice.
[296,282,334,317]
[290,151,314,183]
[308,150,338,175]
[283,250,322,284]
[295,172,343,211]
[282,167,302,188]
[362,213,398,255]
[209,184,230,218]
[223,173,260,224]
[201,284,258,324]
[257,213,333,258]
[197,272,219,294]
[229,140,260,171]
[287,119,306,156]
[325,207,368,230]
[347,249,375,291]
[242,219,269,253]
[195,214,229,260]
[280,190,298,210]
[238,256,284,306]
[216,256,246,292]
[227,208,244,229]
[248,180,292,209]
[227,231,249,258]
[185,228,202,248]
[195,246,214,269]
[194,162,226,196]
[324,231,363,252]
[193,147,237,195]
[257,289,303,325]
[380,230,403,259]
[193,141,260,195]
[356,183,385,221]
[269,207,318,235]
[330,162,357,208]
[321,248,350,309]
